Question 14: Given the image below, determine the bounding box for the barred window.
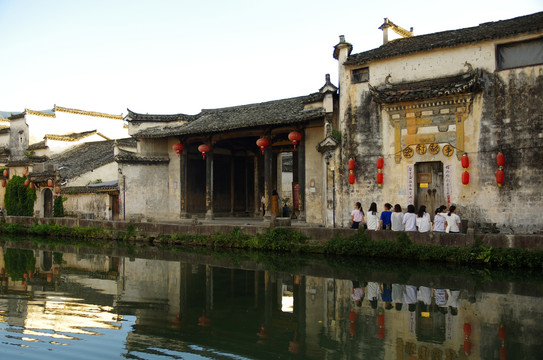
[352,67,369,83]
[497,37,543,70]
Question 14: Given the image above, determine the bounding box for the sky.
[0,0,541,116]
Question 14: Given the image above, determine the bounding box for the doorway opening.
[415,161,444,220]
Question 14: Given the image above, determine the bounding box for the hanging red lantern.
[498,324,506,342]
[24,179,29,187]
[198,144,211,160]
[47,179,53,187]
[172,143,184,157]
[349,310,356,323]
[497,151,505,168]
[2,169,7,177]
[22,168,28,176]
[256,138,270,155]
[54,186,60,194]
[29,182,35,189]
[288,131,302,149]
[348,172,356,185]
[464,340,472,355]
[496,169,505,187]
[376,157,384,170]
[1,180,5,188]
[348,158,355,171]
[377,171,384,187]
[462,171,470,186]
[461,153,469,169]
[464,322,472,338]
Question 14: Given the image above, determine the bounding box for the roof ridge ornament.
[379,18,414,45]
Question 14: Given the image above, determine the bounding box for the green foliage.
[53,252,64,265]
[4,248,35,281]
[252,227,308,251]
[4,175,37,216]
[331,129,342,143]
[53,196,66,217]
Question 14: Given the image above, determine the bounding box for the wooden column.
[179,151,188,218]
[254,155,260,217]
[230,155,235,216]
[205,151,214,220]
[297,130,306,221]
[264,145,272,220]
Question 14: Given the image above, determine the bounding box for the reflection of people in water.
[446,289,461,315]
[404,285,417,312]
[392,284,404,311]
[367,282,380,309]
[433,288,449,314]
[380,283,393,310]
[351,280,365,307]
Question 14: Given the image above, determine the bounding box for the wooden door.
[415,162,444,220]
[43,189,53,218]
[111,195,120,220]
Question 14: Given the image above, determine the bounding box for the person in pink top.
[351,202,364,229]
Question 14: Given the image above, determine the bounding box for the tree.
[53,196,65,217]
[4,175,37,216]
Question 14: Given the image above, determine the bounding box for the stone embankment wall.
[4,216,543,251]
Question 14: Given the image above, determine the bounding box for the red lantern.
[288,131,302,149]
[464,340,472,355]
[29,182,35,190]
[47,179,53,187]
[376,157,384,170]
[24,179,29,187]
[462,171,470,186]
[198,144,211,160]
[496,169,505,187]
[377,172,384,187]
[1,180,5,188]
[349,310,356,323]
[54,186,60,194]
[172,143,184,157]
[2,169,7,177]
[348,158,355,171]
[348,172,356,185]
[464,322,472,338]
[461,153,469,169]
[497,151,505,168]
[498,324,506,342]
[22,168,28,176]
[256,138,270,155]
[377,314,384,327]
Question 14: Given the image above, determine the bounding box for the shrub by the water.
[4,175,37,216]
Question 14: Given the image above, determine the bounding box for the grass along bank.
[0,221,541,270]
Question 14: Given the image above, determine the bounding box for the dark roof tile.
[345,12,543,66]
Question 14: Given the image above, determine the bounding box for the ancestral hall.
[119,76,337,224]
[333,12,543,233]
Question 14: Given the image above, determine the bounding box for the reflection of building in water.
[0,246,543,359]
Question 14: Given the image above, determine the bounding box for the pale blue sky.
[1,0,541,116]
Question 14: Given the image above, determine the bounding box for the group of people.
[350,202,461,233]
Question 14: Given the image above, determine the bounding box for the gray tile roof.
[345,11,543,66]
[45,130,108,142]
[115,148,170,164]
[126,110,197,123]
[31,138,136,181]
[60,184,119,194]
[370,72,481,103]
[132,94,326,138]
[28,141,48,150]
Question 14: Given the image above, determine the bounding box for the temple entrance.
[415,162,444,219]
[43,189,53,218]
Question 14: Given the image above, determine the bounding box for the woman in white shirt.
[402,204,417,231]
[416,205,432,233]
[366,202,379,230]
[432,206,447,232]
[390,204,404,231]
[445,205,461,233]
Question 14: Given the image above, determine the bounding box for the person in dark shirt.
[378,203,392,230]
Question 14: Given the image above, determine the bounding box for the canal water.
[0,239,542,359]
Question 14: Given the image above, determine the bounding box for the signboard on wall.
[444,165,451,206]
[407,164,415,205]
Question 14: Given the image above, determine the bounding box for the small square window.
[352,67,369,83]
[497,37,543,70]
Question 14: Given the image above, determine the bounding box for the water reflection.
[0,242,541,359]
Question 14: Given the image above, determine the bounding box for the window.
[497,37,543,70]
[352,67,369,83]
